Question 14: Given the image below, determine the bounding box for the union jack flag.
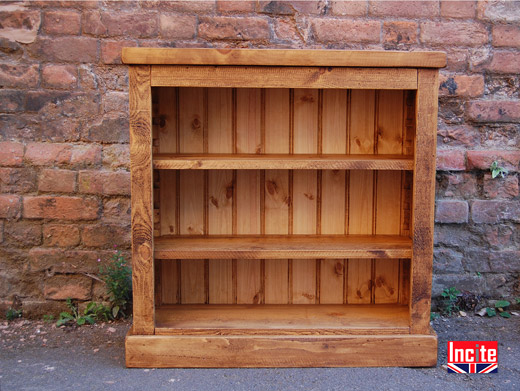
[447,363,498,373]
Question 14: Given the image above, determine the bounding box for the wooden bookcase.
[123,48,445,368]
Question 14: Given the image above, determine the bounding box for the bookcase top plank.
[123,48,446,68]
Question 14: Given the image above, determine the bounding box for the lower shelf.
[154,304,409,335]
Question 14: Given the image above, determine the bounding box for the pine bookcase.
[122,48,446,368]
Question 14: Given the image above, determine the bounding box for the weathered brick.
[273,19,302,42]
[312,19,380,44]
[488,251,520,273]
[199,16,270,40]
[471,200,520,224]
[463,251,492,273]
[0,220,3,243]
[256,0,296,15]
[44,274,91,301]
[291,1,328,15]
[0,195,21,219]
[42,10,80,35]
[160,14,198,39]
[141,1,215,13]
[485,75,520,99]
[0,90,25,112]
[29,248,118,274]
[0,63,39,88]
[79,171,130,196]
[82,10,107,36]
[492,25,520,48]
[85,115,129,143]
[436,150,466,171]
[477,0,520,22]
[467,100,520,123]
[0,167,37,193]
[102,144,129,169]
[484,51,520,74]
[440,0,476,18]
[25,143,72,166]
[103,91,128,113]
[369,0,438,17]
[483,173,519,198]
[38,169,77,193]
[439,74,484,98]
[0,141,24,166]
[26,92,99,118]
[23,196,99,220]
[467,150,520,171]
[435,200,469,223]
[420,21,488,46]
[70,144,102,167]
[101,40,137,64]
[103,198,131,223]
[437,125,479,148]
[330,1,367,16]
[383,22,417,50]
[78,65,97,90]
[4,221,41,246]
[40,117,81,142]
[28,37,98,63]
[436,172,478,199]
[217,0,255,13]
[82,224,130,248]
[444,48,469,72]
[42,65,77,89]
[433,248,464,274]
[43,224,80,247]
[0,8,40,44]
[103,12,158,38]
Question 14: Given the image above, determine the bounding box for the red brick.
[102,144,129,169]
[25,143,72,166]
[436,172,478,198]
[477,0,520,22]
[369,0,438,17]
[103,198,131,223]
[42,65,77,89]
[330,1,367,16]
[0,141,24,166]
[79,171,130,196]
[103,91,128,114]
[445,48,469,72]
[383,22,417,49]
[483,173,519,199]
[44,274,91,301]
[0,195,21,219]
[0,90,25,112]
[291,1,328,15]
[467,150,520,171]
[160,14,198,39]
[101,40,137,64]
[82,10,107,36]
[471,200,520,224]
[103,12,158,38]
[439,74,484,98]
[440,1,476,18]
[312,19,380,44]
[437,125,479,148]
[436,150,466,171]
[217,0,255,13]
[0,8,40,44]
[38,169,77,193]
[435,200,469,223]
[492,25,520,48]
[86,114,129,143]
[273,19,301,42]
[0,220,3,243]
[256,0,296,15]
[82,224,130,248]
[70,145,102,167]
[484,51,520,74]
[43,10,80,35]
[420,21,488,46]
[43,224,80,247]
[466,100,520,123]
[199,16,270,40]
[0,64,39,88]
[29,37,98,63]
[141,1,215,13]
[0,167,37,193]
[29,248,116,274]
[4,221,42,246]
[23,196,99,220]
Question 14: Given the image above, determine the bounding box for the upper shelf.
[122,48,446,68]
[153,154,414,170]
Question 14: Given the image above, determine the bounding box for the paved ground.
[1,315,519,391]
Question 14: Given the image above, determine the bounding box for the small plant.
[98,249,132,319]
[42,314,54,322]
[56,299,110,326]
[6,308,22,321]
[490,160,508,179]
[439,287,461,316]
[481,300,512,318]
[430,312,440,321]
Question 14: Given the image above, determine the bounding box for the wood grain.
[123,47,446,68]
[129,65,154,334]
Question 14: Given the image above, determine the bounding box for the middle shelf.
[153,154,414,170]
[154,235,412,259]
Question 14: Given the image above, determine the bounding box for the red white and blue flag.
[447,341,498,374]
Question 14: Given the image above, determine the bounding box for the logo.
[447,341,498,373]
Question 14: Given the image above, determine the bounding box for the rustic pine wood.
[126,331,438,368]
[126,48,441,368]
[123,48,446,68]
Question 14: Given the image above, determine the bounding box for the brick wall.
[0,0,518,316]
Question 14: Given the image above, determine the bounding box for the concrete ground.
[1,315,519,391]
